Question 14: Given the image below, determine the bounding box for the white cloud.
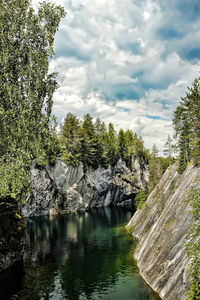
[143,11,151,21]
[31,0,200,154]
[52,88,173,153]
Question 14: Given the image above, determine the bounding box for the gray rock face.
[127,163,200,300]
[21,162,65,217]
[21,159,148,217]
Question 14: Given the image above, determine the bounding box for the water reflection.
[0,207,160,300]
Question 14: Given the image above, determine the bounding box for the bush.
[135,191,148,209]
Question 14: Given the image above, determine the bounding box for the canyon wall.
[21,159,148,217]
[127,163,199,300]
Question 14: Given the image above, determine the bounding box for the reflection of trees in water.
[21,207,136,299]
[24,215,70,267]
[24,206,135,266]
[59,234,135,300]
[0,206,159,300]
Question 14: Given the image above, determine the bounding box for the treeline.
[58,113,173,196]
[59,113,148,169]
[173,77,200,173]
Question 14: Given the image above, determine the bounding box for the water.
[0,206,160,300]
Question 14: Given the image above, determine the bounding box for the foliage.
[103,122,118,167]
[117,128,127,162]
[60,113,82,166]
[159,156,174,172]
[60,113,174,212]
[0,0,65,212]
[163,135,174,157]
[81,113,100,168]
[148,145,173,193]
[152,144,159,157]
[185,188,200,299]
[60,114,149,171]
[169,177,177,193]
[172,76,200,298]
[173,77,200,173]
[135,191,148,209]
[130,133,149,166]
[36,117,61,167]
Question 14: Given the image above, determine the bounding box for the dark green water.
[0,207,160,300]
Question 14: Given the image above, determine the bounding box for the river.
[0,206,160,300]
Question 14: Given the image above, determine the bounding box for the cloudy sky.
[34,0,200,153]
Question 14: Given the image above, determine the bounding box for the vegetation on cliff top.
[59,112,173,196]
[60,112,149,169]
[173,77,200,173]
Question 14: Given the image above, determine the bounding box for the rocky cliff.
[127,163,200,300]
[21,158,148,217]
[0,214,25,271]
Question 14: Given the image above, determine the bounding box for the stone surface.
[21,161,66,217]
[21,158,148,217]
[127,163,200,300]
[0,215,25,271]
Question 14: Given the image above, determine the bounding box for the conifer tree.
[163,135,173,157]
[60,113,82,166]
[173,77,200,172]
[124,130,134,167]
[81,114,99,167]
[124,130,134,148]
[152,144,159,157]
[59,114,149,170]
[132,134,148,164]
[94,117,102,136]
[148,144,161,192]
[173,78,200,299]
[94,118,105,165]
[97,120,108,166]
[104,123,117,166]
[117,128,127,161]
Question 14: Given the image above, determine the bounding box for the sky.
[33,0,200,153]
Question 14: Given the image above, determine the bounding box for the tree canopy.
[173,77,200,173]
[0,0,65,213]
[60,113,150,170]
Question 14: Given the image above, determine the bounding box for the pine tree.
[124,130,134,148]
[97,120,108,167]
[117,128,127,161]
[173,77,200,299]
[185,78,200,165]
[104,123,117,167]
[152,144,159,157]
[124,130,134,167]
[163,135,173,157]
[60,113,82,166]
[81,114,99,168]
[95,117,102,136]
[59,114,150,171]
[173,78,200,171]
[133,134,148,164]
[148,144,162,192]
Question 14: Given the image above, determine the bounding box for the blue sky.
[33,0,200,153]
